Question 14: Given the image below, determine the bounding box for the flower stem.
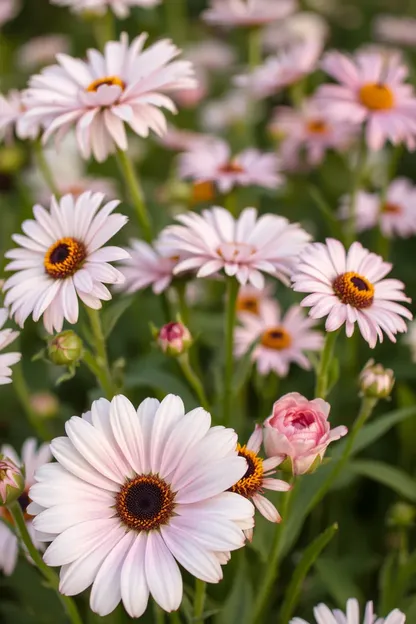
[33,138,60,199]
[248,26,262,69]
[175,282,189,325]
[92,9,115,49]
[85,307,117,399]
[8,502,83,624]
[345,138,366,248]
[223,278,240,425]
[193,579,207,624]
[164,0,187,43]
[13,362,50,440]
[116,148,152,242]
[314,330,339,399]
[178,353,210,411]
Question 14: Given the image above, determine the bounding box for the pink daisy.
[178,139,283,193]
[201,90,251,133]
[292,238,412,348]
[17,35,70,71]
[22,33,196,162]
[374,14,416,48]
[159,126,216,152]
[236,283,275,316]
[263,11,329,52]
[315,50,416,151]
[162,206,311,289]
[202,0,296,28]
[0,90,39,143]
[235,300,323,377]
[51,0,161,18]
[118,237,179,295]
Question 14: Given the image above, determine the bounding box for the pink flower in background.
[373,14,416,48]
[201,90,251,133]
[0,308,21,385]
[263,393,348,474]
[316,50,416,151]
[159,126,216,152]
[202,0,296,28]
[162,206,311,288]
[292,238,412,348]
[178,139,283,193]
[236,283,275,316]
[235,301,323,377]
[17,35,70,71]
[51,0,161,18]
[290,598,405,624]
[0,90,39,142]
[172,68,208,109]
[118,237,179,294]
[0,0,20,27]
[22,33,196,162]
[184,39,236,73]
[263,11,329,52]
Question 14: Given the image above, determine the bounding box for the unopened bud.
[359,359,395,399]
[0,456,25,505]
[30,392,59,419]
[48,330,83,366]
[387,502,416,529]
[156,322,192,356]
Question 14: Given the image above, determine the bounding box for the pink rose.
[263,392,348,475]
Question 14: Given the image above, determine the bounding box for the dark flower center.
[116,474,176,532]
[44,237,87,279]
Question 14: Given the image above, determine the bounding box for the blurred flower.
[235,301,323,377]
[359,358,394,399]
[0,456,24,506]
[292,238,413,348]
[0,439,51,576]
[118,237,179,294]
[0,0,20,27]
[157,322,192,356]
[51,0,161,18]
[263,11,329,51]
[178,139,283,193]
[0,90,39,143]
[374,14,416,48]
[172,68,208,109]
[236,40,322,99]
[290,597,405,624]
[404,320,416,362]
[184,39,235,73]
[0,308,21,385]
[159,126,215,152]
[30,392,60,419]
[270,98,358,167]
[201,90,251,133]
[263,392,348,475]
[23,33,196,162]
[316,50,416,151]
[163,206,311,289]
[30,394,254,617]
[48,330,84,366]
[17,35,70,71]
[339,179,416,238]
[202,0,296,28]
[4,192,129,334]
[387,502,416,529]
[236,283,274,315]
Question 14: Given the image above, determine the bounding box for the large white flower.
[3,192,129,334]
[51,0,161,18]
[22,33,196,162]
[29,394,254,617]
[0,308,21,385]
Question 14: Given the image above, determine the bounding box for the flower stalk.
[33,138,60,199]
[223,277,240,425]
[116,148,152,242]
[85,307,117,399]
[178,353,210,411]
[314,329,339,399]
[193,579,207,624]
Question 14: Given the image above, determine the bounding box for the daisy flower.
[235,300,323,377]
[0,0,20,27]
[178,139,283,193]
[263,11,329,51]
[184,40,235,73]
[51,0,161,18]
[201,90,251,133]
[316,50,416,151]
[23,33,196,162]
[159,126,215,152]
[0,308,21,385]
[374,14,416,48]
[162,206,311,289]
[0,90,39,143]
[292,238,412,348]
[0,439,51,576]
[118,237,179,295]
[290,597,405,624]
[202,0,296,28]
[17,35,70,71]
[3,192,129,334]
[236,283,275,315]
[29,394,254,617]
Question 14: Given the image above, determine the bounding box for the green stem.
[153,602,165,624]
[175,282,189,326]
[85,307,117,399]
[345,138,367,248]
[193,579,207,624]
[248,27,262,69]
[33,139,60,198]
[314,330,339,399]
[116,149,152,242]
[178,353,210,411]
[161,291,173,324]
[164,0,187,42]
[169,613,181,624]
[13,362,50,440]
[92,9,115,49]
[8,502,83,624]
[223,278,240,425]
[224,190,238,217]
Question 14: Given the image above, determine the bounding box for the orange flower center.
[261,326,292,350]
[230,445,263,499]
[86,75,125,93]
[237,295,260,315]
[116,474,176,532]
[44,237,87,279]
[359,83,395,111]
[191,181,215,204]
[382,202,402,214]
[333,271,375,309]
[306,119,328,134]
[218,161,244,174]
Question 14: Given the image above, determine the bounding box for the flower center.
[116,474,176,532]
[44,237,87,279]
[382,202,402,214]
[230,445,263,499]
[261,326,292,350]
[191,181,215,204]
[333,271,375,309]
[237,295,260,315]
[306,119,328,134]
[284,410,315,429]
[86,75,125,93]
[359,83,395,111]
[218,161,245,174]
[216,241,257,261]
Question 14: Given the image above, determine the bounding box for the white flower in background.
[184,39,236,73]
[23,33,196,162]
[0,308,21,385]
[51,0,161,18]
[4,192,129,334]
[373,14,416,48]
[158,126,216,152]
[0,0,21,27]
[118,237,179,295]
[0,90,39,143]
[29,394,254,617]
[263,11,329,51]
[201,90,252,133]
[17,35,70,71]
[0,439,51,576]
[290,597,405,624]
[202,0,296,28]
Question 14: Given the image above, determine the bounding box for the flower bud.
[359,359,395,399]
[156,322,193,356]
[48,330,83,366]
[0,456,25,505]
[387,502,416,529]
[30,392,59,419]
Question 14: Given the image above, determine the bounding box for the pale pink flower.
[3,192,129,334]
[118,237,179,295]
[359,359,395,399]
[0,308,21,385]
[202,0,296,28]
[235,301,323,377]
[201,90,251,133]
[157,322,192,355]
[0,456,24,505]
[172,68,208,109]
[51,0,160,18]
[29,394,254,616]
[316,50,416,151]
[290,598,405,624]
[292,238,412,348]
[263,392,348,475]
[23,33,196,162]
[374,14,416,48]
[0,90,39,143]
[17,35,70,71]
[0,439,51,576]
[162,206,311,289]
[263,11,329,52]
[236,283,275,316]
[0,0,20,27]
[159,126,216,152]
[184,39,235,73]
[178,139,283,193]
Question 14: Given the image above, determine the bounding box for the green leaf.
[101,295,135,338]
[125,360,197,408]
[379,552,399,616]
[278,523,338,624]
[215,556,254,624]
[347,460,416,502]
[315,556,364,608]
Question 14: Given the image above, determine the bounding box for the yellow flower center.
[116,474,176,532]
[359,83,395,111]
[382,202,402,214]
[86,75,125,93]
[306,119,328,134]
[191,181,215,204]
[261,326,292,350]
[44,237,87,279]
[237,294,260,315]
[230,445,264,499]
[333,271,375,309]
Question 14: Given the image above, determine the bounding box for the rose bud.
[156,322,193,356]
[0,455,25,506]
[359,359,395,400]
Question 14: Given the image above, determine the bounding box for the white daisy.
[290,597,405,624]
[118,237,179,295]
[0,308,21,385]
[51,0,161,18]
